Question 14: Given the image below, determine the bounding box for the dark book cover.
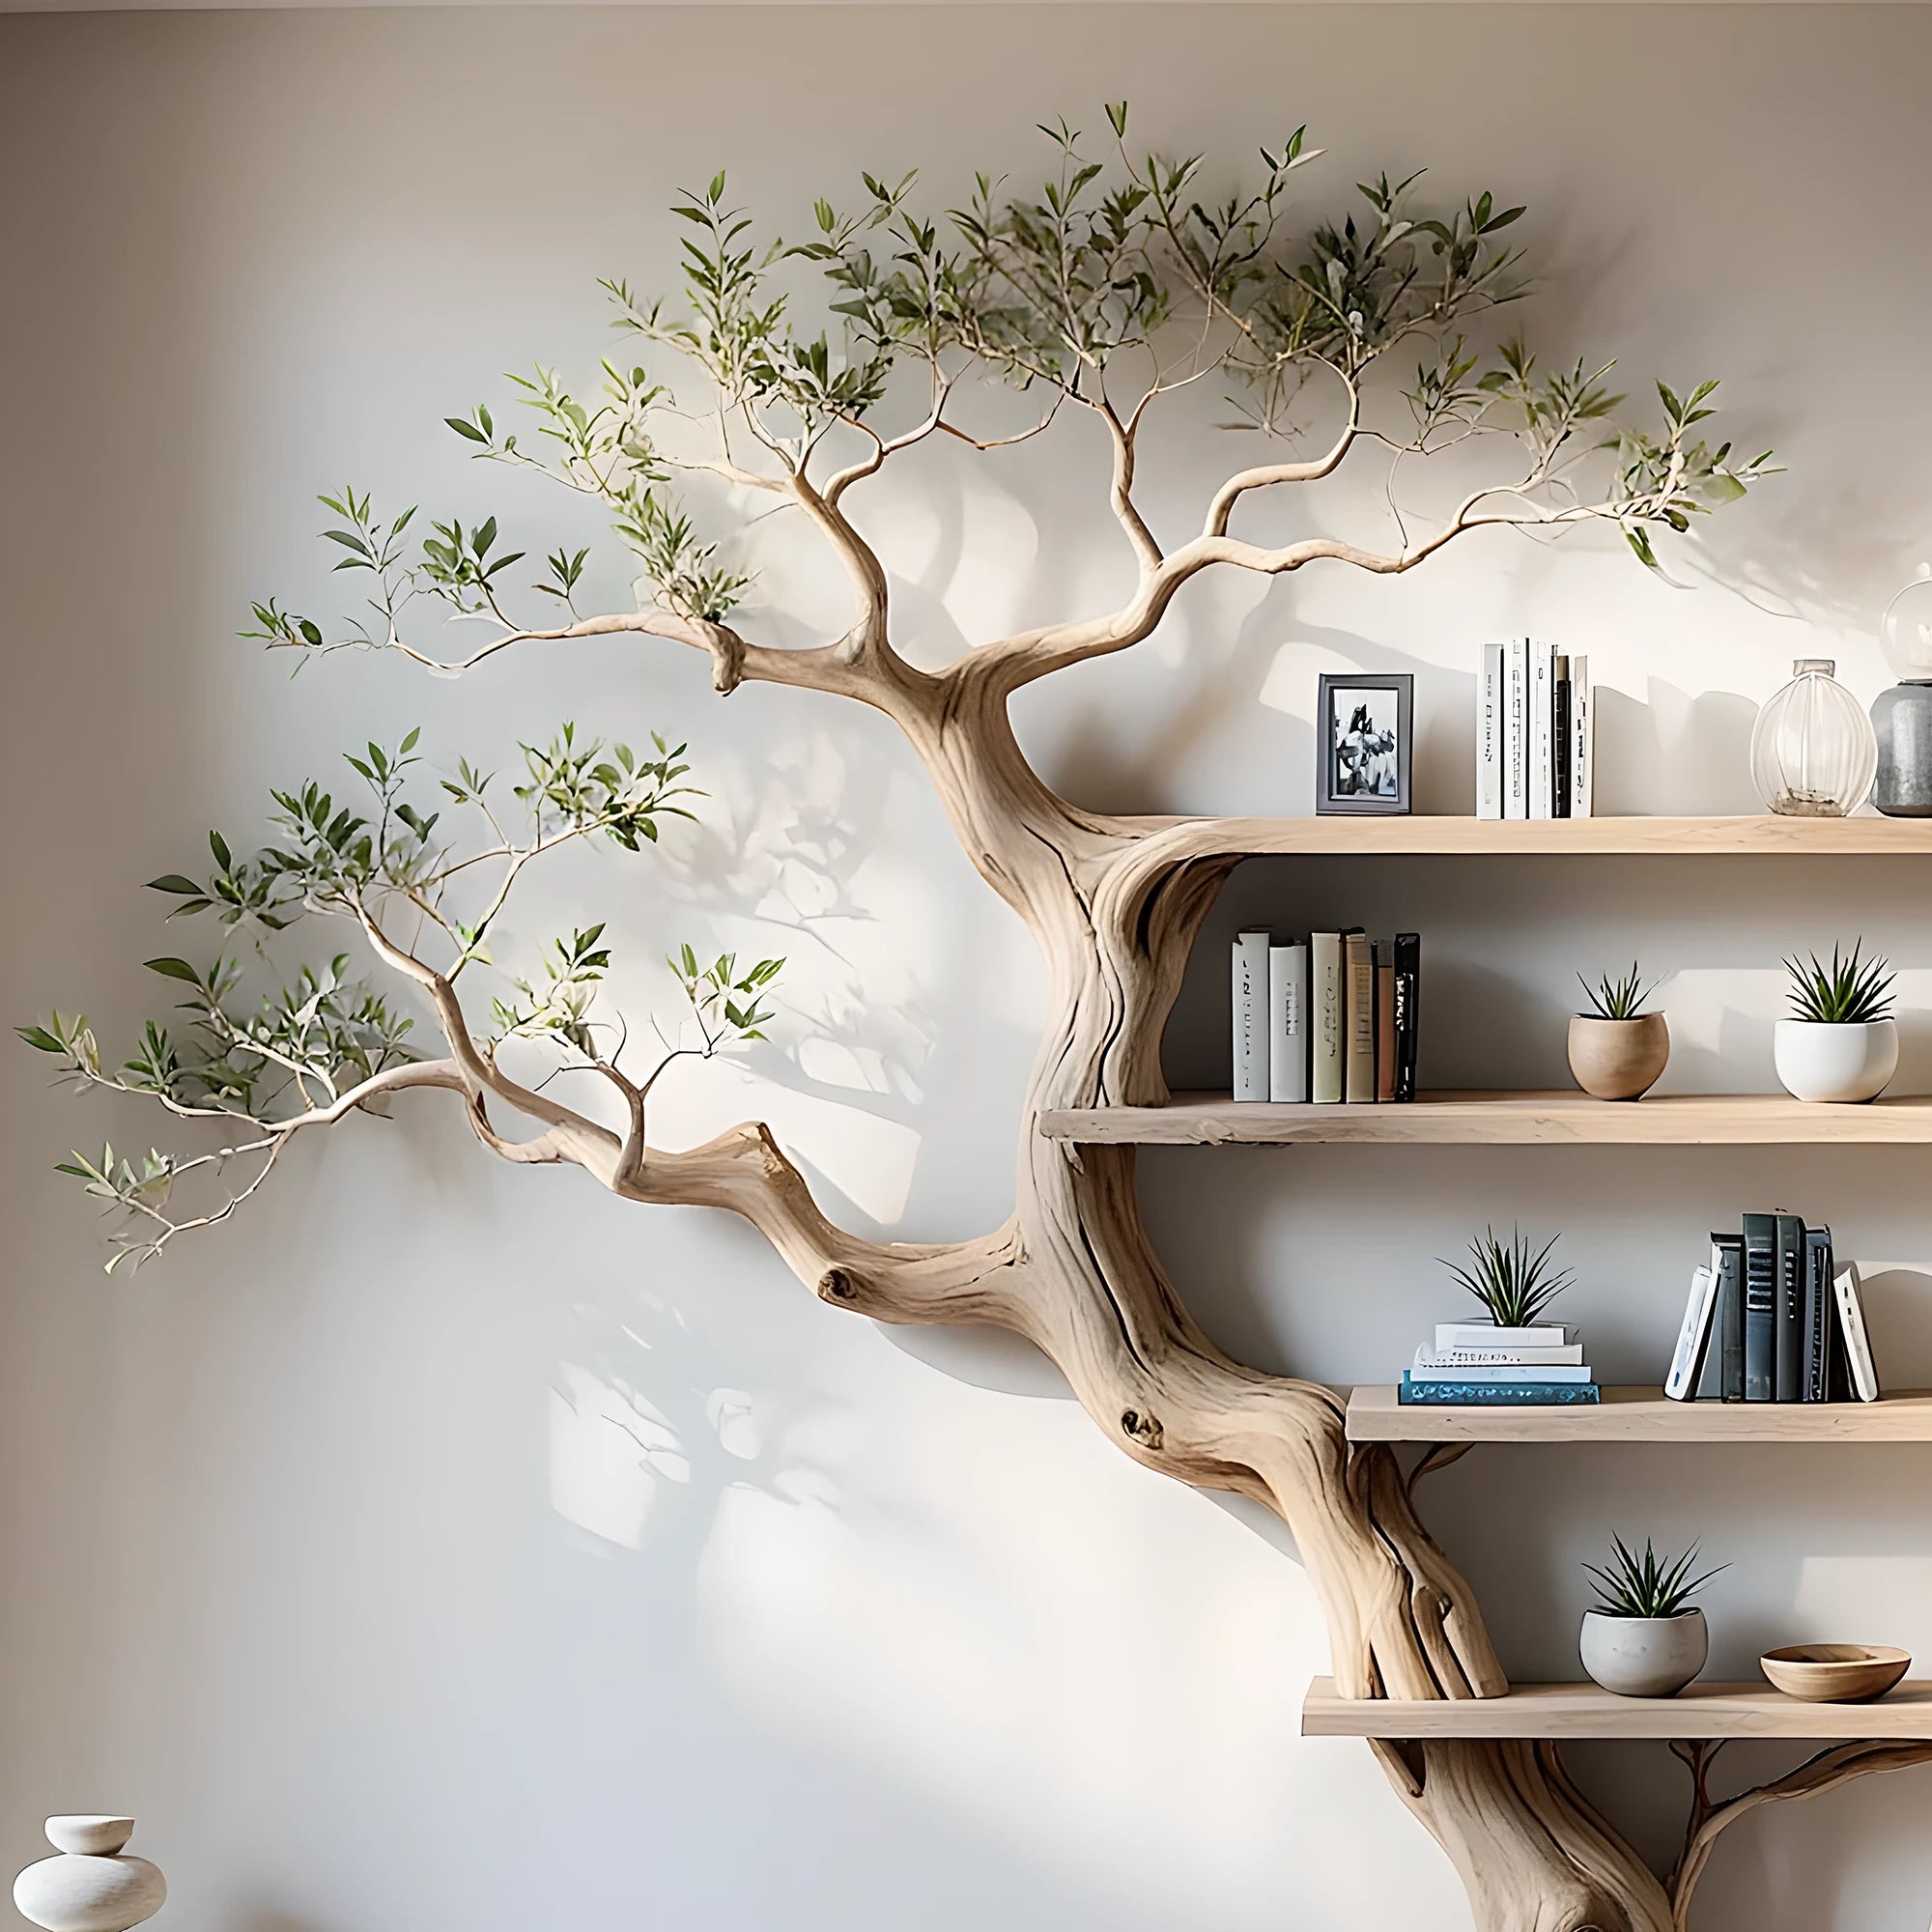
[1742,1213,1776,1402]
[1700,1233,1745,1401]
[1392,932,1421,1103]
[1399,1376,1601,1407]
[1774,1212,1805,1402]
[1552,659,1573,819]
[1803,1225,1834,1403]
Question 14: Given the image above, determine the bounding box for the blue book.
[1398,1374,1601,1406]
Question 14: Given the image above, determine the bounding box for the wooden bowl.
[1760,1644,1911,1702]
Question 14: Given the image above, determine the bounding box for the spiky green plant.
[1441,1225,1573,1327]
[1577,961,1659,1021]
[1584,1535,1724,1619]
[1783,942,1896,1025]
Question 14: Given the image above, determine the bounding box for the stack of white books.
[1399,1321,1600,1407]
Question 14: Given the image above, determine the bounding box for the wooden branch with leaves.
[20,105,1818,1932]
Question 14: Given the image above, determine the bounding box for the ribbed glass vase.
[1749,658,1876,817]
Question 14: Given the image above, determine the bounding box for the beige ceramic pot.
[1567,1012,1669,1101]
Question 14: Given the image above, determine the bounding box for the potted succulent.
[1775,942,1898,1103]
[1444,1224,1573,1329]
[1568,962,1667,1100]
[1579,1536,1724,1697]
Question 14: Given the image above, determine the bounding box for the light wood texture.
[1040,1091,1932,1146]
[1303,1677,1932,1741]
[1137,812,1932,859]
[1347,1385,1932,1442]
[1760,1646,1913,1703]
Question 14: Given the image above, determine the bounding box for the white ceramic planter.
[1579,1608,1708,1697]
[1773,1018,1898,1104]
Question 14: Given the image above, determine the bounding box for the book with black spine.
[1266,940,1310,1104]
[1742,1213,1776,1402]
[1774,1212,1805,1402]
[1310,931,1344,1103]
[1702,1232,1745,1401]
[1232,928,1270,1101]
[1552,654,1573,819]
[1344,929,1376,1102]
[1802,1225,1834,1402]
[1392,932,1421,1103]
[1375,944,1396,1102]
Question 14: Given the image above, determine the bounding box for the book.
[1833,1262,1880,1402]
[1702,1232,1745,1402]
[1477,640,1505,819]
[1528,639,1555,820]
[1311,932,1344,1103]
[1266,940,1310,1104]
[1569,654,1592,817]
[1344,929,1376,1102]
[1407,1362,1595,1385]
[1503,638,1529,820]
[1664,1264,1719,1402]
[1775,1212,1805,1402]
[1414,1345,1586,1368]
[1802,1226,1833,1403]
[1392,932,1421,1103]
[1742,1213,1776,1402]
[1435,1321,1572,1351]
[1232,928,1270,1101]
[1552,655,1573,820]
[1399,1376,1601,1408]
[1375,949,1397,1102]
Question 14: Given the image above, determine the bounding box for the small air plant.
[1783,942,1896,1026]
[1577,961,1660,1021]
[1442,1225,1574,1327]
[1584,1535,1725,1620]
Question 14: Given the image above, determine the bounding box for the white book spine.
[1415,1345,1585,1369]
[1477,640,1505,819]
[1267,942,1310,1104]
[1570,654,1592,817]
[1503,639,1529,820]
[1311,931,1344,1104]
[1232,928,1270,1101]
[1435,1321,1570,1351]
[1527,638,1555,819]
[1664,1265,1719,1401]
[1407,1364,1595,1384]
[1833,1263,1881,1401]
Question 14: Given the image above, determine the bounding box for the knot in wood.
[818,1267,858,1302]
[1120,1407,1164,1450]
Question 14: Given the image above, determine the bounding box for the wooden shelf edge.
[1345,1385,1932,1443]
[1038,1092,1932,1147]
[1302,1676,1932,1741]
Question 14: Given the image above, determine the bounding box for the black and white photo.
[1316,672,1413,814]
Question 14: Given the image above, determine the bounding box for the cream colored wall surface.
[6,6,1932,1928]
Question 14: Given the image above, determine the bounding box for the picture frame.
[1316,672,1413,814]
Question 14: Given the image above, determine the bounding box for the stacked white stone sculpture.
[13,1817,165,1931]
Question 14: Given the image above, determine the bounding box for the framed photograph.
[1316,672,1412,814]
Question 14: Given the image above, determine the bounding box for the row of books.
[1232,929,1421,1103]
[1664,1218,1880,1404]
[1399,1321,1599,1407]
[1477,639,1594,820]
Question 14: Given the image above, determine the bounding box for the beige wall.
[6,6,1932,1927]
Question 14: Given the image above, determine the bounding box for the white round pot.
[1773,1017,1898,1104]
[1579,1608,1708,1697]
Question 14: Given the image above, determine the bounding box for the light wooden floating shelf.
[1154,813,1932,860]
[1302,1676,1932,1741]
[1038,1092,1932,1146]
[1346,1384,1932,1443]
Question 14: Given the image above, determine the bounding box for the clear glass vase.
[1749,659,1876,817]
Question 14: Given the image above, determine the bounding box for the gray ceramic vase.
[1871,680,1932,816]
